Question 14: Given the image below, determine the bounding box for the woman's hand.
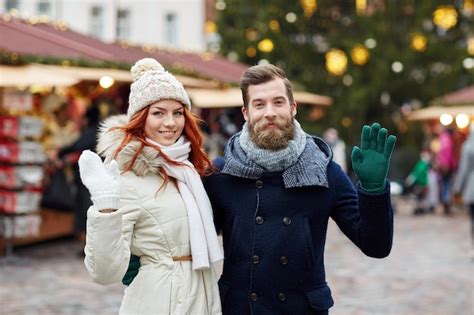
[78,150,121,211]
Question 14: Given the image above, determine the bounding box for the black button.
[255,216,264,224]
[278,293,286,301]
[250,292,258,301]
[256,180,263,188]
[252,255,260,264]
[280,256,288,265]
[283,217,292,225]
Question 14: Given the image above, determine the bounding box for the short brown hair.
[240,64,294,107]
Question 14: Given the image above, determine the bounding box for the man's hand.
[351,123,396,192]
[78,150,120,211]
[122,255,141,286]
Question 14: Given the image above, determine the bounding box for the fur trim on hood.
[96,114,165,176]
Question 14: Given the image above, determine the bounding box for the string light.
[325,49,348,76]
[299,0,317,18]
[410,33,428,52]
[468,37,474,55]
[350,44,370,65]
[433,5,458,30]
[440,114,454,126]
[356,0,367,16]
[258,39,274,53]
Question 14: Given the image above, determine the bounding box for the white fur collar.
[96,114,165,176]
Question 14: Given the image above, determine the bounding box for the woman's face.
[144,100,185,146]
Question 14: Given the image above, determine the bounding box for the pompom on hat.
[127,58,191,119]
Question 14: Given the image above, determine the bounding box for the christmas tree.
[215,0,474,149]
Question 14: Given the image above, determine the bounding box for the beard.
[248,116,295,150]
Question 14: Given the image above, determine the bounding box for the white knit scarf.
[146,136,223,270]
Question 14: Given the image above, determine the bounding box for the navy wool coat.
[204,158,393,315]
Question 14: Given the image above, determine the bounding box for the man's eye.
[255,103,264,108]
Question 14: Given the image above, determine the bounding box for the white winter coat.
[84,115,222,315]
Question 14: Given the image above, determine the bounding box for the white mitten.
[78,150,120,211]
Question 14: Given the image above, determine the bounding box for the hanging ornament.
[410,33,428,52]
[299,0,317,18]
[464,0,474,15]
[269,20,280,32]
[246,46,257,58]
[350,44,370,65]
[246,29,258,41]
[325,49,348,76]
[432,5,458,30]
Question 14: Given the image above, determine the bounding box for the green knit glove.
[351,123,396,192]
[122,255,140,286]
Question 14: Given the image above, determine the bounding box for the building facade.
[0,0,207,52]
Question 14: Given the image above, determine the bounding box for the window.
[89,6,104,39]
[37,0,51,15]
[116,9,130,40]
[165,12,178,46]
[5,0,19,11]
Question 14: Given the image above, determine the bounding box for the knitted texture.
[128,58,191,119]
[239,120,307,172]
[78,150,120,210]
[351,123,396,192]
[222,126,332,188]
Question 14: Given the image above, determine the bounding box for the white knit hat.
[127,58,191,119]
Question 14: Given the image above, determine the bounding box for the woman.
[78,58,223,314]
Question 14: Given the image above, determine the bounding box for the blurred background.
[0,1,473,314]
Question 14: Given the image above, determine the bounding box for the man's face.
[242,78,297,150]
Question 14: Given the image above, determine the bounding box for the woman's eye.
[153,112,163,116]
[174,111,184,116]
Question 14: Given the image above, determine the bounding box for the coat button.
[278,293,286,302]
[252,255,260,264]
[250,292,258,301]
[280,256,288,265]
[255,216,264,225]
[282,217,292,225]
[256,180,263,188]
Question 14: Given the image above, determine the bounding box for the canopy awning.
[187,87,332,108]
[0,64,220,89]
[407,106,474,121]
[0,64,79,87]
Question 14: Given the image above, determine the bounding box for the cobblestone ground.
[0,196,472,315]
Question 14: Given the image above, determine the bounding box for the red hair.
[111,105,213,188]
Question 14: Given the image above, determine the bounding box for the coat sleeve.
[329,163,393,258]
[203,173,224,235]
[453,145,468,194]
[84,181,143,285]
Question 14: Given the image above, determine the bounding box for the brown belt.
[172,255,192,262]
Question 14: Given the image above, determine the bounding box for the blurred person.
[57,104,101,245]
[125,63,397,314]
[405,149,432,215]
[453,123,474,242]
[323,127,347,172]
[435,127,457,215]
[78,58,222,314]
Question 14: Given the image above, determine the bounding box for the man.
[124,64,396,314]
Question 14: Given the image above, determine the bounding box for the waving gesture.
[351,123,396,192]
[78,150,121,211]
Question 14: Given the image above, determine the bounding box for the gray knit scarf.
[221,120,332,188]
[239,120,306,172]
